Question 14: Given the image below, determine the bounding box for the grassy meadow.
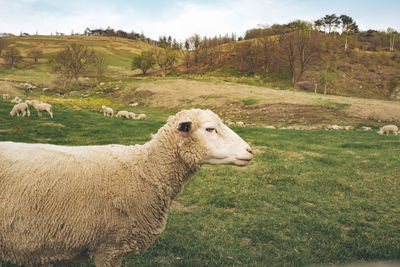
[1,99,399,266]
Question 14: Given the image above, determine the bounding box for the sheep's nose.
[246,148,253,154]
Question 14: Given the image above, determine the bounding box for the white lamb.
[9,103,30,117]
[102,105,113,117]
[377,125,399,136]
[136,113,146,120]
[31,101,53,118]
[128,112,136,119]
[0,109,252,267]
[25,100,42,106]
[2,93,9,100]
[10,96,22,103]
[116,110,130,118]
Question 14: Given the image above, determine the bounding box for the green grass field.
[0,99,399,266]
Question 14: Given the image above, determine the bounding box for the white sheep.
[136,113,146,120]
[0,109,252,267]
[31,101,53,118]
[25,99,42,106]
[9,102,30,117]
[128,112,136,119]
[2,93,10,100]
[10,96,22,103]
[361,126,372,131]
[102,105,113,117]
[377,125,399,136]
[116,110,130,118]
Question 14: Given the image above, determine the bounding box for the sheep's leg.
[38,111,42,117]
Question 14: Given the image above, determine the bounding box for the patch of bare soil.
[170,201,196,212]
[41,122,65,127]
[127,79,400,125]
[217,102,379,126]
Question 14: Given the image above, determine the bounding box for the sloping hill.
[0,35,154,86]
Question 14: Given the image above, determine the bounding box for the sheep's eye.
[206,127,217,133]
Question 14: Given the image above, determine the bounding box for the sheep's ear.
[177,121,192,137]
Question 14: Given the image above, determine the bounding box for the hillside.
[1,35,400,129]
[0,35,153,86]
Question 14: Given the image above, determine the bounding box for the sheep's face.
[176,110,252,167]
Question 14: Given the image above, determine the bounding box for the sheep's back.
[0,142,137,264]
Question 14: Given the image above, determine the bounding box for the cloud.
[0,0,398,39]
[141,0,296,40]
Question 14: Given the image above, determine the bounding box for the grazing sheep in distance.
[30,101,53,118]
[102,105,113,117]
[10,96,22,103]
[9,103,30,117]
[116,110,130,118]
[128,112,136,119]
[136,113,146,120]
[0,109,253,267]
[377,125,399,136]
[25,99,42,106]
[2,93,9,100]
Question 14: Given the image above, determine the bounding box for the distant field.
[1,99,399,266]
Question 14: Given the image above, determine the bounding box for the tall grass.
[0,99,399,266]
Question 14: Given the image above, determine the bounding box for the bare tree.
[280,30,321,85]
[258,37,278,72]
[297,31,321,82]
[50,44,96,86]
[280,33,297,85]
[320,56,337,94]
[189,34,201,65]
[233,41,260,74]
[94,53,108,78]
[3,47,23,69]
[153,48,178,77]
[387,27,398,52]
[27,48,43,64]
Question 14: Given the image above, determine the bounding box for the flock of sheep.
[102,105,147,120]
[3,94,147,121]
[6,95,54,118]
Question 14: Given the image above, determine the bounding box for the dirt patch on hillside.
[216,102,378,126]
[128,79,400,124]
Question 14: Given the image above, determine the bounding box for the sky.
[0,0,399,41]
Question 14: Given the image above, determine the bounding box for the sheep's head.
[171,109,252,167]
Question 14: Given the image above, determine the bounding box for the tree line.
[0,14,398,94]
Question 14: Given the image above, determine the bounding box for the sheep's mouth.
[235,157,252,166]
